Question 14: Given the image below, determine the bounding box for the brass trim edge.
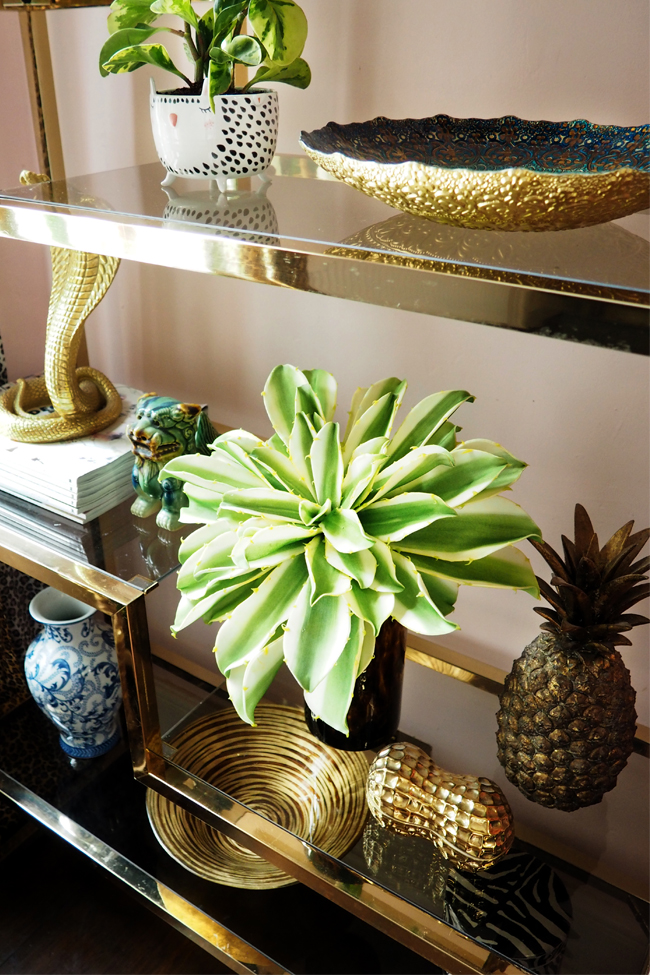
[141,761,526,974]
[0,519,149,611]
[0,201,647,355]
[0,770,286,975]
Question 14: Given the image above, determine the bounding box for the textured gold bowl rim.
[300,146,650,232]
[147,703,369,889]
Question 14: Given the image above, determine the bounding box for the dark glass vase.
[305,618,406,751]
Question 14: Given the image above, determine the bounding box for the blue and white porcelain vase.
[25,587,122,759]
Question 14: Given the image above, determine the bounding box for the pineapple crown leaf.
[531,504,649,647]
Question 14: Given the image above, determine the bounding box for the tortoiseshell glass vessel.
[305,617,406,751]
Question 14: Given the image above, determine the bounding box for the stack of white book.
[0,385,143,523]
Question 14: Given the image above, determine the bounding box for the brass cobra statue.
[0,172,123,443]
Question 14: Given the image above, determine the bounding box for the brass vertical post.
[18,10,65,183]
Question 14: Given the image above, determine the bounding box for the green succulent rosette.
[161,365,541,733]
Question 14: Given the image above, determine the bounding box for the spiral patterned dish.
[147,703,369,889]
[300,115,650,231]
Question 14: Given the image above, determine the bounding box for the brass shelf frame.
[0,515,524,974]
[0,160,648,354]
[0,770,286,975]
[1,506,647,973]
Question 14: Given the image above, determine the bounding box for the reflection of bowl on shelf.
[300,115,650,231]
[146,703,368,889]
[162,182,279,244]
[329,210,650,300]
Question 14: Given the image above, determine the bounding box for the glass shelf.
[0,157,648,354]
[3,668,646,975]
[0,483,648,973]
[147,663,649,975]
[0,696,441,975]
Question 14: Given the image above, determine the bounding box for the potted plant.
[99,0,310,187]
[160,365,542,749]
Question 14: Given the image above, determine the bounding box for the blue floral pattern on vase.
[25,588,122,759]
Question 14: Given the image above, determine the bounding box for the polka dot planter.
[150,79,279,189]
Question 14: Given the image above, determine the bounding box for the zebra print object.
[445,849,572,974]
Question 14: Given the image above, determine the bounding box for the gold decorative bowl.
[146,703,369,889]
[300,115,650,232]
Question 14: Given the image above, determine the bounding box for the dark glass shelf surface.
[0,696,440,975]
[153,667,649,975]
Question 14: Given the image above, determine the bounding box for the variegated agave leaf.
[161,366,541,734]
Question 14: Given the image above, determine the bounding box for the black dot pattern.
[152,90,279,180]
[164,198,279,243]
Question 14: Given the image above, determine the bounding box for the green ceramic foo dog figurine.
[128,393,216,531]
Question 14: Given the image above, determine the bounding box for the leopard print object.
[0,333,46,717]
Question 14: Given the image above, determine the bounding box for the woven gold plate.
[146,703,369,889]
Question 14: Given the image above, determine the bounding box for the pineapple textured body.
[497,632,637,811]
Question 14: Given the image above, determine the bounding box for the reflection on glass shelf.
[151,672,650,975]
[0,490,191,585]
[331,211,649,299]
[162,182,279,243]
[1,157,648,298]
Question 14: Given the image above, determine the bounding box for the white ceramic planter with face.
[150,80,279,190]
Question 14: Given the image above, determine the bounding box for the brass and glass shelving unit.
[0,161,648,975]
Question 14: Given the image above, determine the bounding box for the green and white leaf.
[222,34,264,65]
[103,43,188,81]
[263,364,310,444]
[359,493,456,543]
[347,582,394,635]
[369,445,452,503]
[216,554,308,674]
[387,390,474,463]
[408,546,540,597]
[251,444,315,500]
[225,635,285,726]
[221,487,303,522]
[107,0,158,34]
[303,369,336,421]
[369,540,404,593]
[303,615,366,734]
[248,0,308,64]
[411,449,507,507]
[284,586,352,691]
[231,522,316,568]
[171,569,269,634]
[99,26,162,75]
[342,385,406,465]
[305,536,352,603]
[161,452,268,492]
[324,542,376,590]
[391,552,459,635]
[310,422,343,506]
[395,496,542,562]
[289,412,315,493]
[458,439,526,500]
[340,452,384,509]
[321,507,373,554]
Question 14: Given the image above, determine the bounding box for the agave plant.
[160,365,541,733]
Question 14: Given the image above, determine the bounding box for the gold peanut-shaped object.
[367,742,514,872]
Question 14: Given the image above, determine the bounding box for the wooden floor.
[0,828,229,974]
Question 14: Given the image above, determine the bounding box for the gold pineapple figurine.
[367,742,514,872]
